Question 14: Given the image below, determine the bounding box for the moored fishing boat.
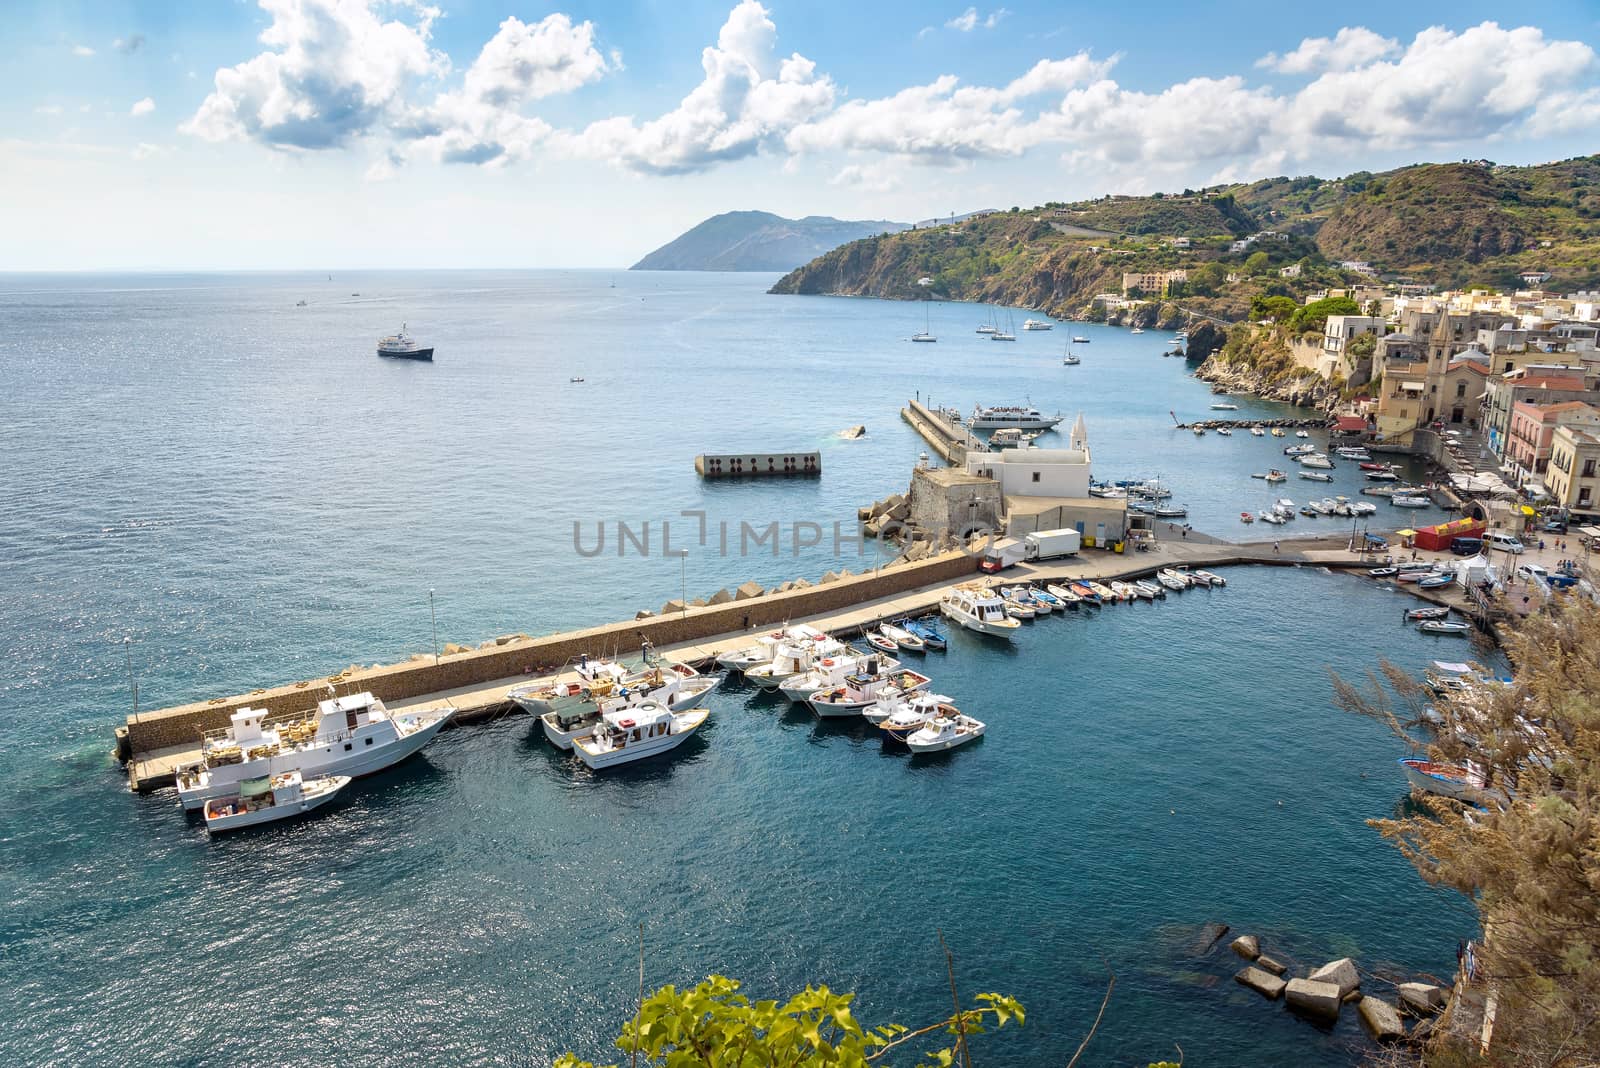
[1045,583,1082,607]
[1192,569,1226,587]
[779,649,895,703]
[878,622,927,652]
[202,772,349,834]
[900,618,947,650]
[905,713,986,754]
[175,694,454,811]
[1031,587,1067,612]
[1419,619,1472,636]
[1108,581,1138,601]
[809,666,932,718]
[1156,568,1189,591]
[1399,757,1493,803]
[874,692,961,743]
[571,702,709,769]
[747,633,848,690]
[1000,586,1045,616]
[941,585,1020,637]
[1134,579,1164,600]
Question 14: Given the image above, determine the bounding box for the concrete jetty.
[900,399,977,464]
[695,451,820,477]
[117,531,1382,793]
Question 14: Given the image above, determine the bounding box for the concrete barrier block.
[1357,996,1404,1041]
[1230,935,1260,960]
[1309,958,1360,999]
[735,581,765,600]
[1234,967,1286,1000]
[1285,978,1342,1020]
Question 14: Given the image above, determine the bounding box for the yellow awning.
[1519,505,1536,516]
[1395,529,1418,536]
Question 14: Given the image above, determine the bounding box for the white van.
[1484,531,1525,555]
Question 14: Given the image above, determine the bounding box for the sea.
[0,270,1479,1066]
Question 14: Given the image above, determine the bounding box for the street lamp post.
[428,588,439,665]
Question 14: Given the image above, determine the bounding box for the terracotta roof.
[1449,360,1492,375]
[1334,415,1367,431]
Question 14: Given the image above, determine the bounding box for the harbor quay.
[117,531,1388,793]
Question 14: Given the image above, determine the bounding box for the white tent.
[1455,553,1498,590]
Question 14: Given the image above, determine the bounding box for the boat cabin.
[315,692,388,734]
[598,705,673,746]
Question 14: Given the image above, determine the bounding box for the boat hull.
[572,710,708,769]
[178,709,454,810]
[377,348,433,361]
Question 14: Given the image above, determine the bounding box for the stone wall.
[123,550,981,756]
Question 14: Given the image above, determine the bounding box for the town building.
[1504,401,1600,486]
[1482,369,1598,458]
[1120,270,1187,297]
[1546,426,1600,518]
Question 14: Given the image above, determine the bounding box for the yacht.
[911,332,937,343]
[905,713,986,754]
[377,324,433,361]
[571,703,709,770]
[911,300,937,342]
[808,666,932,718]
[1022,318,1053,331]
[1298,453,1334,469]
[968,404,1064,430]
[202,772,349,834]
[174,694,454,811]
[939,584,1020,637]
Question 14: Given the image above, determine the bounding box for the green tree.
[1188,262,1227,296]
[1249,294,1298,322]
[1244,250,1271,276]
[1346,333,1377,359]
[1287,295,1359,334]
[555,976,1025,1068]
[1331,599,1600,1066]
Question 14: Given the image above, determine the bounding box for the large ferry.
[967,404,1064,430]
[377,324,434,361]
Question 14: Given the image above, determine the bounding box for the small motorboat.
[1283,443,1316,456]
[900,618,947,650]
[1417,573,1455,589]
[1108,581,1139,602]
[1258,510,1286,525]
[878,622,927,652]
[1408,606,1451,621]
[1086,582,1118,603]
[1067,582,1101,605]
[905,713,986,754]
[1399,757,1492,802]
[1192,569,1226,587]
[569,376,586,383]
[1299,471,1334,482]
[1250,426,1265,436]
[865,631,900,654]
[1134,579,1166,600]
[1031,588,1067,612]
[1392,495,1431,508]
[1193,426,1206,436]
[1368,566,1399,577]
[1156,569,1189,592]
[1210,402,1239,411]
[1240,511,1255,523]
[999,586,1042,618]
[1216,427,1233,436]
[1359,462,1388,471]
[1419,620,1472,636]
[1072,336,1090,343]
[1295,430,1310,439]
[1366,470,1400,482]
[1265,470,1287,483]
[202,772,349,834]
[1042,584,1081,608]
[1270,428,1286,437]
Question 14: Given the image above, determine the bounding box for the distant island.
[631,210,910,272]
[769,155,1600,322]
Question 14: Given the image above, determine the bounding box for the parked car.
[1515,563,1549,583]
[1449,536,1484,556]
[1483,531,1525,555]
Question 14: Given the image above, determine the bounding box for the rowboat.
[1419,620,1472,636]
[1043,583,1082,608]
[878,622,927,652]
[1399,757,1491,803]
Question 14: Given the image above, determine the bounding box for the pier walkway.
[124,531,1379,792]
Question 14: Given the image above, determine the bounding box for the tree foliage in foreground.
[1332,597,1600,1066]
[555,975,1024,1067]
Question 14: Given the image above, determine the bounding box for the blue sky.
[5,0,1600,269]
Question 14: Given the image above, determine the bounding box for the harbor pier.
[117,533,1388,793]
[900,398,977,464]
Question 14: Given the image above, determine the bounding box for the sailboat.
[911,299,936,343]
[1062,340,1080,366]
[976,306,999,335]
[990,310,1016,342]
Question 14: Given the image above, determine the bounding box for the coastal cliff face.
[1196,325,1340,411]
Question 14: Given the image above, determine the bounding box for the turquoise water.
[0,272,1473,1065]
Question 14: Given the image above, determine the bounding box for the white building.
[965,414,1092,497]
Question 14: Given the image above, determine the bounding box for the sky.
[4,0,1600,270]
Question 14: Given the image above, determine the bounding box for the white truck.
[979,529,1082,572]
[1023,528,1082,561]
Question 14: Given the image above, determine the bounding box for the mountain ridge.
[631,210,910,272]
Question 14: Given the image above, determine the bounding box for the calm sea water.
[0,271,1472,1065]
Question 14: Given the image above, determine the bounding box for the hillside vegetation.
[770,155,1600,317]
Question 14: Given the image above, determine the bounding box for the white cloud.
[130,97,155,116]
[131,142,163,160]
[364,152,399,181]
[1258,27,1398,73]
[183,0,446,150]
[830,161,901,192]
[114,34,146,54]
[945,7,1007,32]
[786,53,1111,160]
[72,45,95,57]
[565,0,833,175]
[396,13,607,165]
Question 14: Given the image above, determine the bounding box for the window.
[1456,381,1466,398]
[343,742,352,751]
[1031,472,1041,483]
[365,737,373,746]
[1585,460,1597,479]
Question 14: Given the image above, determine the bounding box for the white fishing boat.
[1419,619,1472,636]
[715,625,827,674]
[1299,470,1334,482]
[1085,581,1118,603]
[1298,454,1334,469]
[1295,429,1310,439]
[968,404,1064,430]
[779,650,896,703]
[1351,500,1377,515]
[1022,318,1053,331]
[1336,447,1372,460]
[1283,443,1317,457]
[865,631,899,654]
[1399,757,1492,803]
[809,667,932,718]
[175,694,455,811]
[201,771,349,834]
[1258,509,1286,525]
[1134,579,1165,600]
[1108,581,1139,601]
[905,713,986,754]
[1044,583,1083,607]
[1193,569,1226,587]
[1392,494,1431,508]
[999,586,1044,617]
[878,622,927,652]
[539,674,720,750]
[1365,469,1400,482]
[509,648,704,717]
[940,584,1021,637]
[1210,402,1239,411]
[874,692,961,742]
[747,634,848,691]
[1250,426,1265,436]
[571,702,709,769]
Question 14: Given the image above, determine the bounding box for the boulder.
[1285,978,1343,1021]
[707,588,734,605]
[735,581,765,601]
[1397,982,1447,1016]
[634,610,655,620]
[863,517,883,537]
[1230,935,1260,961]
[1234,966,1286,1000]
[886,499,911,522]
[1357,996,1405,1041]
[1189,922,1231,956]
[1255,954,1288,976]
[907,541,931,562]
[858,504,874,521]
[881,493,906,515]
[1308,958,1360,999]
